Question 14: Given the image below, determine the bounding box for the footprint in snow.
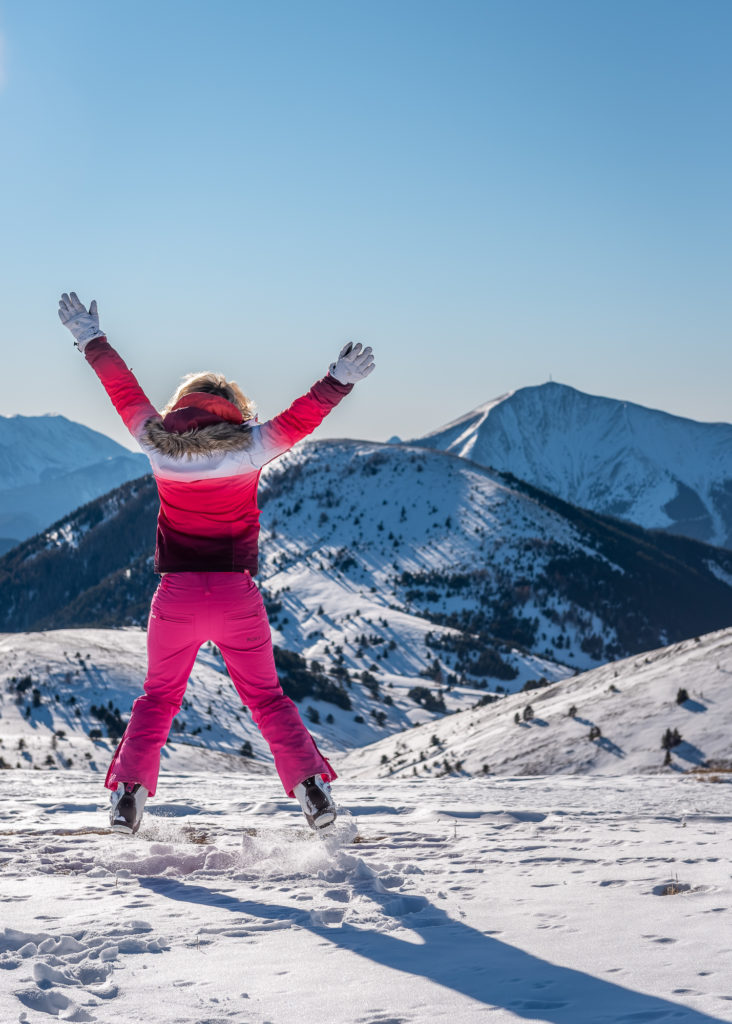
[1,924,166,1022]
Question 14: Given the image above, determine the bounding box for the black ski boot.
[109,783,148,834]
[294,775,337,830]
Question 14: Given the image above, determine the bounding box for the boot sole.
[111,822,134,835]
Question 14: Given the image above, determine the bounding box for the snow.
[1,772,731,1023]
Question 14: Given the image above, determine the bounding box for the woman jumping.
[58,291,375,834]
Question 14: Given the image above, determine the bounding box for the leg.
[106,581,201,796]
[214,578,336,796]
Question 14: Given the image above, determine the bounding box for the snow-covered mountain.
[411,382,732,548]
[256,440,732,674]
[0,414,148,547]
[343,627,732,779]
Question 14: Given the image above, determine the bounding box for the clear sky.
[1,0,731,450]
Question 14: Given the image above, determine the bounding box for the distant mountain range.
[411,382,732,549]
[0,414,148,551]
[3,439,732,695]
[7,381,732,558]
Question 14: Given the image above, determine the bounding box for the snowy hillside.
[0,414,147,546]
[412,382,732,548]
[0,627,495,775]
[342,627,732,780]
[3,624,730,787]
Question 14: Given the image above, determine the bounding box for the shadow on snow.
[140,877,728,1024]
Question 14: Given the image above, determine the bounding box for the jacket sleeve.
[83,337,160,442]
[253,374,353,468]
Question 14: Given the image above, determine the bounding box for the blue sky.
[1,0,731,450]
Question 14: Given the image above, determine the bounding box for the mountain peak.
[412,383,732,548]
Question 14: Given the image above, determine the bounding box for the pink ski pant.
[105,572,335,798]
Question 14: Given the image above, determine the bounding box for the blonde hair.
[162,371,256,421]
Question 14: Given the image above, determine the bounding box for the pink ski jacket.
[84,337,353,575]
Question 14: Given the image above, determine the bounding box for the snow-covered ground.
[2,624,731,1022]
[1,772,731,1024]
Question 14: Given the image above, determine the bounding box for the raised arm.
[254,342,375,466]
[58,292,159,442]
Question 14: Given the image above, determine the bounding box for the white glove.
[329,342,375,385]
[58,292,104,351]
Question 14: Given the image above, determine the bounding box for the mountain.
[342,626,732,779]
[411,382,732,548]
[4,439,732,697]
[0,414,148,547]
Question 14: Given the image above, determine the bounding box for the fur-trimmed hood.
[143,419,257,460]
[142,417,255,458]
[141,390,255,459]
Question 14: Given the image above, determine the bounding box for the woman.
[58,292,375,834]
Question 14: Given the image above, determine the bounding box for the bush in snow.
[407,686,447,713]
[360,671,380,699]
[676,688,689,705]
[273,647,352,710]
[522,677,549,692]
[90,702,127,741]
[662,727,682,750]
[13,674,33,695]
[522,704,534,722]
